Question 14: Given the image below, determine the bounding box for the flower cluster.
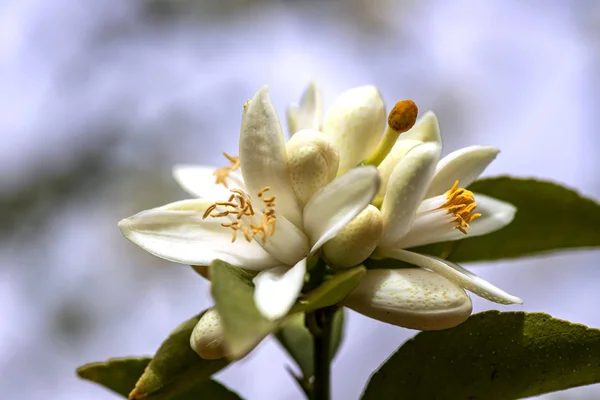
[118,82,521,358]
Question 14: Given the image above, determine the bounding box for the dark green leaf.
[412,177,600,262]
[362,311,600,400]
[292,266,366,314]
[77,357,150,397]
[211,260,278,359]
[130,312,229,399]
[276,308,345,378]
[77,357,241,400]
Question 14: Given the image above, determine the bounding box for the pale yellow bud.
[286,129,339,206]
[344,268,472,330]
[323,205,383,269]
[190,308,227,360]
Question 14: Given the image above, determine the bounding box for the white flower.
[118,86,380,321]
[343,111,522,330]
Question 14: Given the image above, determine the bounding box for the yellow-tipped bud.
[190,308,227,360]
[323,205,383,269]
[364,100,419,167]
[286,129,340,206]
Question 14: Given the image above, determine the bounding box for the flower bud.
[286,129,339,206]
[323,205,383,269]
[190,308,227,360]
[344,268,472,330]
[322,86,386,175]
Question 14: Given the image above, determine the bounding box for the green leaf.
[77,358,241,399]
[130,312,229,399]
[361,311,600,400]
[412,177,600,262]
[211,260,278,359]
[276,308,345,379]
[292,266,366,314]
[77,357,150,397]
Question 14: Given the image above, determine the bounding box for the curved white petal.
[395,194,517,248]
[382,248,523,305]
[426,146,499,197]
[304,166,381,253]
[322,85,386,175]
[287,81,322,134]
[172,165,245,199]
[344,268,472,330]
[118,199,279,270]
[376,139,422,198]
[253,258,307,320]
[253,213,310,266]
[240,86,302,227]
[380,143,441,247]
[399,111,442,143]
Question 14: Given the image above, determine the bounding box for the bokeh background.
[2,0,600,399]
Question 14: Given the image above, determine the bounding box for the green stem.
[307,306,336,400]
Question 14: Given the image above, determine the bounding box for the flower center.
[213,152,240,188]
[441,181,481,234]
[202,187,277,243]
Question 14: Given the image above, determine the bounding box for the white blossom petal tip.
[427,145,500,197]
[384,249,523,305]
[400,111,441,143]
[287,81,322,134]
[253,259,307,320]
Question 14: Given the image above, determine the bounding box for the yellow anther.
[441,180,481,234]
[202,186,277,243]
[213,152,240,188]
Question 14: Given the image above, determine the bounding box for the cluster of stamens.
[441,181,481,234]
[213,152,240,188]
[202,186,277,243]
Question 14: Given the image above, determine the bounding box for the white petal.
[399,111,442,143]
[376,139,422,199]
[253,259,307,320]
[287,81,322,134]
[395,193,517,248]
[344,268,472,330]
[380,143,441,247]
[426,146,499,197]
[253,212,310,266]
[322,85,386,175]
[172,165,245,199]
[240,86,302,227]
[304,166,380,253]
[118,199,279,270]
[382,249,523,305]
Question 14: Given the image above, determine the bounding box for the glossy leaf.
[292,266,366,314]
[130,312,229,399]
[77,357,241,399]
[77,357,150,398]
[211,260,278,359]
[362,311,600,400]
[276,308,346,379]
[412,177,600,262]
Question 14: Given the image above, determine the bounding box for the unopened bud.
[286,129,339,206]
[190,308,227,360]
[323,205,383,269]
[344,268,472,330]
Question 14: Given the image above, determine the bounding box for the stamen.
[441,180,481,234]
[201,186,277,243]
[213,152,240,188]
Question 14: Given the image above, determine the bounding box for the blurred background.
[1,0,600,399]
